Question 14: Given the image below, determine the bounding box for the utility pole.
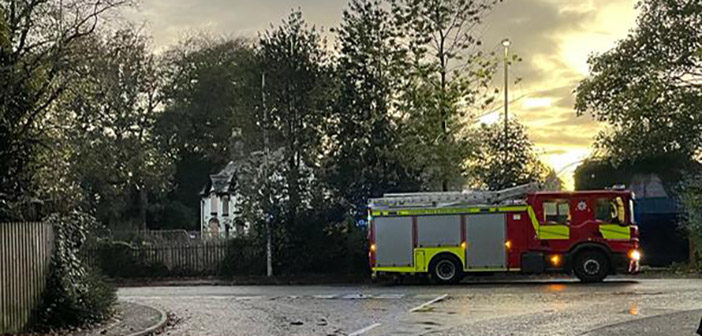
[261,72,273,277]
[502,38,511,162]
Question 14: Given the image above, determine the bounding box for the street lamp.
[502,38,510,161]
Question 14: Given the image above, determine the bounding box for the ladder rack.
[369,183,539,209]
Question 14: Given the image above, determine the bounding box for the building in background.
[574,157,691,266]
[200,161,246,239]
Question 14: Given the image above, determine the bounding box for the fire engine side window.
[595,199,613,222]
[543,201,570,224]
[595,197,626,224]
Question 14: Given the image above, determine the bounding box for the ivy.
[34,212,116,330]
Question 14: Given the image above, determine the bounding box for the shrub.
[218,237,266,276]
[92,240,169,278]
[34,212,117,330]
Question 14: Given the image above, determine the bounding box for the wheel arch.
[427,251,463,270]
[567,242,613,271]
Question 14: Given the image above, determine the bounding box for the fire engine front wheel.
[429,255,463,284]
[573,250,610,283]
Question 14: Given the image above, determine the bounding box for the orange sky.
[124,0,640,189]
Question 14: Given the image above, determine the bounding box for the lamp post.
[502,38,511,162]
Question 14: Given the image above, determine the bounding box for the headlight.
[628,249,641,261]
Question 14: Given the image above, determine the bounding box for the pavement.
[69,302,166,336]
[118,276,702,336]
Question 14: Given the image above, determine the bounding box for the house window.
[211,197,217,216]
[595,197,626,224]
[222,196,229,217]
[543,201,570,224]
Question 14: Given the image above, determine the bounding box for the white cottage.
[200,161,247,239]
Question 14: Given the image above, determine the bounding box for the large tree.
[392,0,501,191]
[575,0,702,163]
[156,37,260,229]
[0,0,129,220]
[54,29,172,230]
[258,10,332,226]
[469,119,550,190]
[326,0,421,216]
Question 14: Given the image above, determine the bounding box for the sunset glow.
[125,0,640,190]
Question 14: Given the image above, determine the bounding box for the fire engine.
[368,184,641,283]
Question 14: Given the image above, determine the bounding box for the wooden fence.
[0,222,55,334]
[85,240,230,277]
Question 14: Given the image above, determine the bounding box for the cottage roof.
[201,161,241,195]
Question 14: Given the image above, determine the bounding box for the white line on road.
[349,323,381,336]
[409,294,448,312]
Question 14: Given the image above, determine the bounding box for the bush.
[34,212,117,330]
[218,237,266,276]
[92,241,169,278]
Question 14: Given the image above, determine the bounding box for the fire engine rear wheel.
[573,250,610,283]
[429,255,463,284]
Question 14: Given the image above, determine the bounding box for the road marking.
[312,294,338,299]
[342,293,368,300]
[349,323,381,336]
[409,294,448,312]
[375,294,405,299]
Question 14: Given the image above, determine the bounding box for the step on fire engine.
[368,183,641,283]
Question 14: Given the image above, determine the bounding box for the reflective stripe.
[599,224,631,240]
[539,225,570,239]
[371,206,527,217]
[372,266,417,273]
[373,246,465,274]
[527,205,570,240]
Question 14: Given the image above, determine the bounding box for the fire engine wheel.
[573,250,610,283]
[430,255,463,284]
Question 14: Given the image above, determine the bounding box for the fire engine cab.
[368,184,641,283]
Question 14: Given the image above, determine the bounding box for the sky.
[123,0,640,189]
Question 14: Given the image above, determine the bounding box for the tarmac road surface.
[118,277,702,336]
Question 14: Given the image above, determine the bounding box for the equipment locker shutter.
[375,217,413,267]
[416,215,461,247]
[465,213,506,269]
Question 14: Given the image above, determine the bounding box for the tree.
[156,36,260,229]
[469,119,549,190]
[56,29,172,230]
[326,0,421,216]
[680,173,702,270]
[392,0,501,191]
[0,0,130,220]
[575,0,702,163]
[258,10,332,226]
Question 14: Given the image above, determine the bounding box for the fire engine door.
[465,213,507,270]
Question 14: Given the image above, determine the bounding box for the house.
[200,161,247,239]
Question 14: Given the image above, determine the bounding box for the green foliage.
[575,0,702,163]
[469,120,550,190]
[36,212,116,329]
[391,0,502,191]
[155,37,261,230]
[258,10,334,226]
[91,241,169,278]
[678,174,702,270]
[218,237,266,276]
[326,0,422,216]
[52,28,174,230]
[0,0,130,221]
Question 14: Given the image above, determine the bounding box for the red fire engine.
[368,184,641,283]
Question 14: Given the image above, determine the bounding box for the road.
[118,277,702,336]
